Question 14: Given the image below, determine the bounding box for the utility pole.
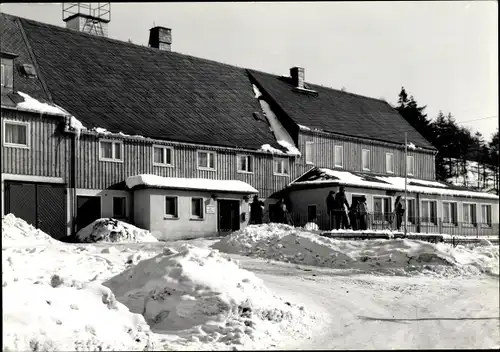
[404,132,408,237]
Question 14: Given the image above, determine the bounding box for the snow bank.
[3,281,155,351]
[126,174,258,193]
[2,213,56,245]
[104,244,308,346]
[76,218,158,243]
[213,224,499,276]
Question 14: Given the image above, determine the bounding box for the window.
[406,199,416,224]
[386,153,394,174]
[3,120,29,148]
[307,205,317,222]
[0,58,14,90]
[334,146,343,168]
[112,197,126,219]
[421,200,437,224]
[362,149,370,171]
[481,204,492,226]
[99,140,123,161]
[237,155,254,173]
[165,196,178,218]
[191,198,203,219]
[407,155,415,176]
[462,203,477,226]
[442,202,458,225]
[273,157,289,176]
[305,141,314,165]
[153,145,173,166]
[197,150,215,170]
[373,197,392,222]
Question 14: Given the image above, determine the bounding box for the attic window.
[21,64,37,78]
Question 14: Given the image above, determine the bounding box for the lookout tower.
[63,3,111,37]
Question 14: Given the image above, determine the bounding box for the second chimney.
[149,26,172,51]
[290,67,305,89]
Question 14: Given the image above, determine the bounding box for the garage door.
[5,181,67,240]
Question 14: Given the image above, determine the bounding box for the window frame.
[237,154,254,174]
[385,152,394,174]
[406,155,415,176]
[305,141,314,165]
[164,196,179,219]
[361,149,370,171]
[334,145,344,168]
[442,201,458,226]
[372,196,392,223]
[0,63,4,86]
[190,197,204,220]
[462,202,477,227]
[273,157,290,176]
[152,145,174,167]
[402,197,417,225]
[98,139,124,162]
[197,150,216,171]
[2,119,30,149]
[420,199,438,225]
[480,204,492,227]
[112,196,127,219]
[307,204,317,222]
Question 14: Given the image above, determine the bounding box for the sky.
[1,1,498,141]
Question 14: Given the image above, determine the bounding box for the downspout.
[71,131,78,235]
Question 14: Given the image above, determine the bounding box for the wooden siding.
[297,131,436,180]
[76,135,295,198]
[1,110,71,180]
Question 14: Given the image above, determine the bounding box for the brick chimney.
[149,26,172,51]
[290,67,305,89]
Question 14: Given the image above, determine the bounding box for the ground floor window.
[165,196,178,218]
[421,200,437,225]
[112,197,126,219]
[463,203,477,226]
[191,198,204,219]
[373,197,391,222]
[481,204,492,226]
[442,202,458,226]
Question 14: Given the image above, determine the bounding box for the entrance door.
[217,199,240,234]
[76,196,101,232]
[5,181,67,240]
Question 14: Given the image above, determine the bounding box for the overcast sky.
[1,1,498,141]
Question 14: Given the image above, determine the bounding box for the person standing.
[249,195,265,224]
[349,199,359,230]
[394,195,405,231]
[334,186,350,230]
[356,196,368,230]
[326,190,336,230]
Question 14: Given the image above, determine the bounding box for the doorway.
[217,199,240,234]
[76,196,101,232]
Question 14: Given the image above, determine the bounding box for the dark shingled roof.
[248,69,436,150]
[10,15,284,151]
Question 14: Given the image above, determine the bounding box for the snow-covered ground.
[3,215,499,350]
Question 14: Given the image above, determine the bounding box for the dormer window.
[1,51,18,93]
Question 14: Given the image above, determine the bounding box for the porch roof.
[125,174,258,194]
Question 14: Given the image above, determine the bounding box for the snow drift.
[213,224,499,276]
[104,244,309,346]
[2,213,56,245]
[76,218,158,243]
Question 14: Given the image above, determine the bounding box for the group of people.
[249,195,292,225]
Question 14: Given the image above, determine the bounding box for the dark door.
[76,196,102,232]
[5,181,67,240]
[217,199,240,233]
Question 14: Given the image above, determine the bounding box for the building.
[1,12,498,239]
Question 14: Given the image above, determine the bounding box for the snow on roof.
[293,168,499,200]
[17,91,70,117]
[126,174,258,194]
[298,124,311,131]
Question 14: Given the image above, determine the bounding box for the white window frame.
[112,196,127,219]
[480,204,492,227]
[385,152,394,174]
[99,140,123,162]
[237,154,254,174]
[442,201,458,226]
[273,157,290,176]
[334,145,344,168]
[190,197,204,220]
[197,150,216,171]
[307,204,317,222]
[362,149,370,171]
[402,197,417,225]
[164,196,179,219]
[152,145,173,167]
[1,64,4,86]
[462,202,477,227]
[420,199,438,225]
[372,196,392,223]
[406,155,415,176]
[2,120,30,149]
[305,141,314,165]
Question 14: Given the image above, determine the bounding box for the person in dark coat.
[348,199,359,230]
[277,198,291,225]
[326,190,336,230]
[394,195,405,231]
[250,195,265,224]
[356,196,368,230]
[334,186,350,230]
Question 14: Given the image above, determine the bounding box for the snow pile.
[213,224,499,276]
[3,281,155,351]
[2,213,56,245]
[17,91,70,116]
[76,218,159,243]
[104,244,308,347]
[303,222,319,231]
[126,174,258,193]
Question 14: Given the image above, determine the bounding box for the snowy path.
[227,254,500,349]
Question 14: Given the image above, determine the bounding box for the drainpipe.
[71,131,78,235]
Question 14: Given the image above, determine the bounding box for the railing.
[263,211,499,237]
